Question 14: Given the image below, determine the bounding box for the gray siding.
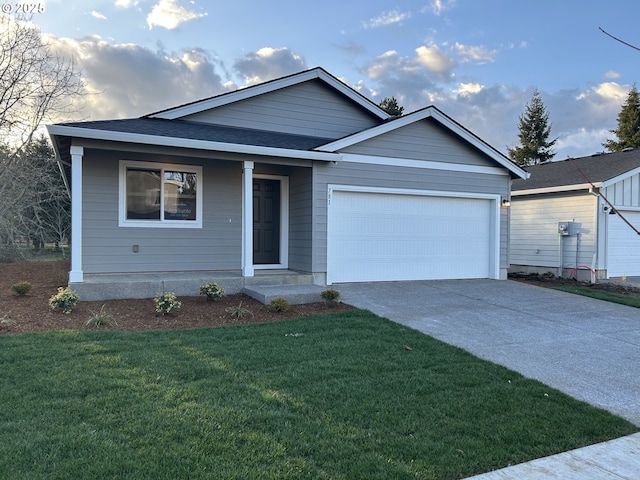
[183,80,379,139]
[509,192,597,273]
[289,168,313,272]
[342,119,497,168]
[82,149,243,274]
[311,160,511,275]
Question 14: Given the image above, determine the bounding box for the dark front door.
[253,179,280,264]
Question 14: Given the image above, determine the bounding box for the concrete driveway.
[337,279,640,426]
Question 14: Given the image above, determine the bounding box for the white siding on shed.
[510,193,597,272]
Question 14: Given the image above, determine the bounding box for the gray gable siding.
[81,150,242,274]
[341,120,498,168]
[310,160,511,276]
[182,80,380,139]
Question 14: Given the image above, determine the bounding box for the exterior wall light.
[501,198,511,207]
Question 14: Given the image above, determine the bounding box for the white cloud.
[605,70,621,79]
[454,42,496,64]
[363,9,411,29]
[147,0,207,30]
[555,128,610,158]
[577,82,629,102]
[115,0,137,7]
[415,45,455,73]
[422,0,456,16]
[91,11,108,20]
[233,47,307,86]
[45,35,230,120]
[455,82,483,96]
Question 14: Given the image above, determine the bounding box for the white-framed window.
[119,160,203,228]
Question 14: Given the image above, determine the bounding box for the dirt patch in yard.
[0,260,353,335]
[510,271,640,296]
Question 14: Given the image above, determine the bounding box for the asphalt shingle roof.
[58,117,334,151]
[512,149,640,191]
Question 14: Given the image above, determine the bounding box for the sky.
[11,0,640,159]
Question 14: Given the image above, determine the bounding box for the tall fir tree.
[507,89,557,166]
[603,85,640,152]
[379,96,404,116]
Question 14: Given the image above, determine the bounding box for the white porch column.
[241,161,254,277]
[69,146,84,282]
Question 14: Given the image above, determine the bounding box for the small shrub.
[270,297,290,313]
[49,287,80,314]
[225,302,253,320]
[154,292,181,316]
[12,281,32,296]
[0,314,16,327]
[199,282,225,301]
[85,305,116,328]
[321,288,341,303]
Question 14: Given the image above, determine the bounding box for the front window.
[120,161,202,228]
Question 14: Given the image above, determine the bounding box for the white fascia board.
[601,165,640,188]
[328,183,501,201]
[149,68,389,120]
[317,106,529,180]
[341,153,508,176]
[512,183,597,196]
[47,125,341,162]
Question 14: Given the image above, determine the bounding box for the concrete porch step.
[246,271,315,287]
[242,284,327,305]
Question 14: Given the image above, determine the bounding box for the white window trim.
[119,160,203,228]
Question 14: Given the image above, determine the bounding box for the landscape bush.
[270,297,290,313]
[199,282,225,301]
[154,292,181,316]
[321,288,341,303]
[49,287,79,314]
[11,281,32,296]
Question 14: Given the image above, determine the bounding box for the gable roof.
[512,149,640,194]
[148,67,390,121]
[49,118,334,151]
[317,105,529,180]
[47,66,527,181]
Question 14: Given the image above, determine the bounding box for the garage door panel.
[328,190,493,283]
[608,211,640,277]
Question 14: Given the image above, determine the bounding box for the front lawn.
[550,284,640,308]
[0,311,635,479]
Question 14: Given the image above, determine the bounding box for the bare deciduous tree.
[0,15,79,260]
[0,14,82,159]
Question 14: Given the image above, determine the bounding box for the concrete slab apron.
[338,280,640,426]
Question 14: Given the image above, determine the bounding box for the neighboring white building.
[509,149,640,281]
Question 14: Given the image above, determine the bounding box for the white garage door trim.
[607,209,640,277]
[326,185,501,284]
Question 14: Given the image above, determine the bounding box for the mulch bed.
[0,260,353,335]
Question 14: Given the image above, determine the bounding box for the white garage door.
[327,189,496,283]
[607,211,640,277]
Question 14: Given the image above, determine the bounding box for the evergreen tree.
[507,89,557,166]
[603,85,640,152]
[379,96,404,116]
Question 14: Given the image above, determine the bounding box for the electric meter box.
[558,221,574,236]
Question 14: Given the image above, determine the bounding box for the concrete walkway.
[336,279,640,478]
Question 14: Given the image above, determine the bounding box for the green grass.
[550,285,640,308]
[0,311,636,479]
